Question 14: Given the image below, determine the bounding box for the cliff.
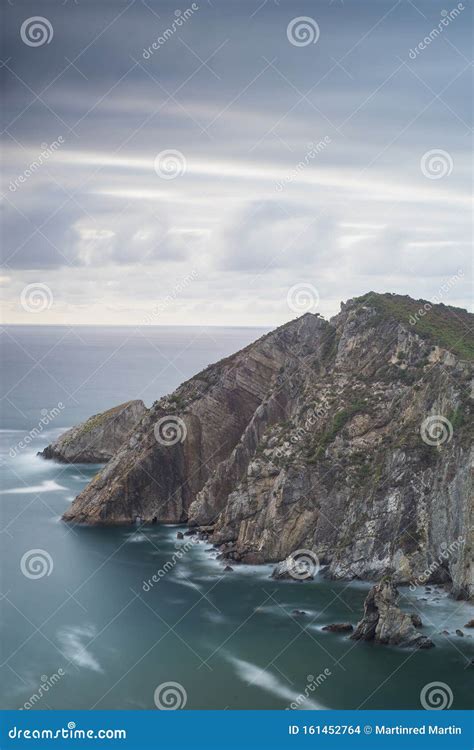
[60,293,473,599]
[40,400,147,463]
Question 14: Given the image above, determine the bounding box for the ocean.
[0,325,472,710]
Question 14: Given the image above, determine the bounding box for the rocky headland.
[41,293,473,600]
[39,400,147,463]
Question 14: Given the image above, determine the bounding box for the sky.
[1,0,472,326]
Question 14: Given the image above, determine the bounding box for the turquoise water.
[1,326,473,710]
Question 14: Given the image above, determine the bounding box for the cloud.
[1,0,471,322]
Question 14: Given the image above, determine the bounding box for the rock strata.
[351,580,434,649]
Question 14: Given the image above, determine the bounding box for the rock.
[322,623,353,633]
[176,532,184,540]
[183,529,197,536]
[271,560,293,580]
[271,557,315,581]
[456,629,464,637]
[351,580,435,649]
[464,620,474,628]
[291,609,307,617]
[410,613,423,628]
[223,565,234,572]
[60,294,473,603]
[40,400,147,464]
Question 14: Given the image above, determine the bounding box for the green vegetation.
[310,399,367,460]
[356,292,474,360]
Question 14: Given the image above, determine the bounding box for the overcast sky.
[1,0,472,326]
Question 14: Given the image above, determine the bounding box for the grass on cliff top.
[356,292,474,361]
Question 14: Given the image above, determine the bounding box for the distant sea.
[0,326,472,710]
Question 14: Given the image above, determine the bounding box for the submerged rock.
[39,400,147,464]
[322,623,353,633]
[456,629,464,637]
[291,609,307,617]
[351,580,435,649]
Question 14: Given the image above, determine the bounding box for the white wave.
[174,567,204,593]
[0,479,66,495]
[125,533,148,544]
[225,654,326,709]
[58,625,103,673]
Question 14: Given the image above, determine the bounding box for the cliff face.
[61,294,474,599]
[40,400,147,463]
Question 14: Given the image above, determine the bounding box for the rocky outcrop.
[322,623,354,633]
[61,293,473,599]
[40,400,147,463]
[351,580,434,648]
